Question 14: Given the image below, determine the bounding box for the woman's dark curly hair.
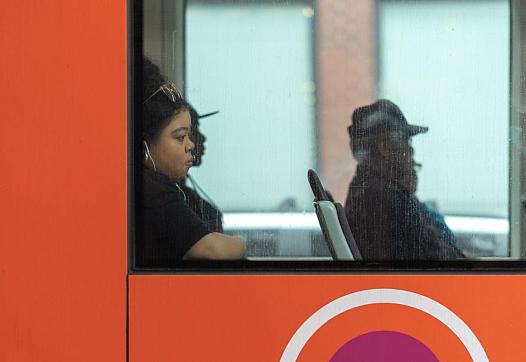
[142,57,188,142]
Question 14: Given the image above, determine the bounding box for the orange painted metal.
[2,2,525,362]
[0,1,127,361]
[129,275,526,361]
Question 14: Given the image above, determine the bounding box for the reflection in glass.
[139,0,513,261]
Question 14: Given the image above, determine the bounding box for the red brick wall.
[316,0,376,202]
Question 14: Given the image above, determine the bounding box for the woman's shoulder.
[143,169,183,208]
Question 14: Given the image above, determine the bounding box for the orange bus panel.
[130,275,526,361]
[0,1,127,361]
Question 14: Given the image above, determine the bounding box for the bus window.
[132,0,525,269]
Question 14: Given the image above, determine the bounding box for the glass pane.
[136,0,517,267]
[377,0,510,257]
[186,2,316,212]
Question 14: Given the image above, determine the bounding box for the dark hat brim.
[406,124,429,136]
[198,110,219,119]
[348,123,429,139]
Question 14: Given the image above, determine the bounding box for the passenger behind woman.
[137,58,246,266]
[345,99,465,260]
[179,104,224,232]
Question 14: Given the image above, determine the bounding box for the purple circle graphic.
[330,331,439,362]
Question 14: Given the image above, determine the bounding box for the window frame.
[129,0,526,273]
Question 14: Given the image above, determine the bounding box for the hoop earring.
[143,141,157,171]
[143,146,149,162]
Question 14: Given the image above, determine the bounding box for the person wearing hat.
[179,104,224,232]
[345,99,465,260]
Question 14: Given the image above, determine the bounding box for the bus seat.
[308,169,362,261]
[334,202,363,260]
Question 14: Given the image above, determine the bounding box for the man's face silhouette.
[189,110,206,166]
[381,132,418,193]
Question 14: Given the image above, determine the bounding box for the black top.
[180,183,224,233]
[136,170,211,267]
[345,165,465,260]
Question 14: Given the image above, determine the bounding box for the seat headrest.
[308,169,330,201]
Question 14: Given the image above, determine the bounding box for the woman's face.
[147,109,195,181]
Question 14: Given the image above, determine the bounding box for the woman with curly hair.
[137,57,246,266]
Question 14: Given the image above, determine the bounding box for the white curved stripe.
[280,288,488,362]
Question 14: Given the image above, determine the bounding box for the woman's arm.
[183,233,246,260]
